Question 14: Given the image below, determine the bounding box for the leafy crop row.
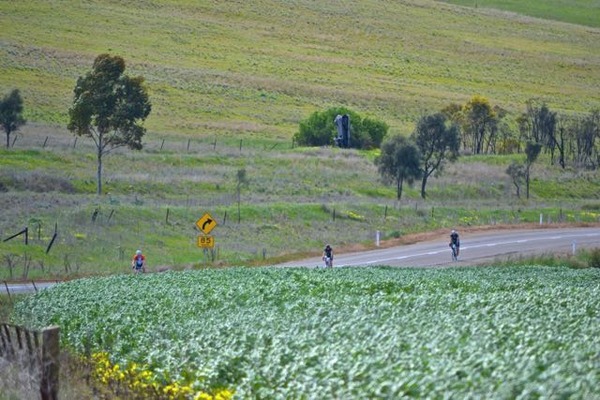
[11,266,600,398]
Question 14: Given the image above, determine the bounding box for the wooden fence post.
[40,326,60,400]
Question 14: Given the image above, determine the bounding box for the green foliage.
[294,107,388,149]
[412,112,460,198]
[0,89,26,148]
[375,135,421,199]
[68,54,152,194]
[506,161,525,198]
[589,248,600,269]
[11,266,600,398]
[461,95,498,155]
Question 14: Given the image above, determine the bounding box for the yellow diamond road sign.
[196,213,217,235]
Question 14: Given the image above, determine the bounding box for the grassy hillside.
[1,0,599,137]
[1,1,599,279]
[441,0,600,28]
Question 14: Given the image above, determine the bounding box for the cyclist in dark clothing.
[323,244,333,267]
[449,230,460,258]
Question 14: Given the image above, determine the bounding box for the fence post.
[40,326,60,400]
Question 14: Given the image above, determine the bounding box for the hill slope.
[1,0,599,136]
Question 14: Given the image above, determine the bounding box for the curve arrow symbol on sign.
[196,213,217,234]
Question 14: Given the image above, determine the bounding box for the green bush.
[294,107,388,149]
[589,248,600,268]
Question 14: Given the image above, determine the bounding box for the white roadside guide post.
[376,230,380,247]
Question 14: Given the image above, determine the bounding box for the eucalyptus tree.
[0,89,26,148]
[524,142,542,199]
[375,135,421,200]
[506,162,526,198]
[461,95,498,154]
[68,54,151,195]
[575,109,600,169]
[411,113,460,199]
[519,99,562,167]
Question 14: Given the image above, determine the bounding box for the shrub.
[294,107,388,149]
[588,248,600,268]
[0,170,75,193]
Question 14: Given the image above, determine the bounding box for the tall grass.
[0,127,598,279]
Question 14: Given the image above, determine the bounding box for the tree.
[411,113,460,199]
[375,135,421,200]
[68,54,151,195]
[524,142,542,199]
[574,109,600,169]
[506,162,526,198]
[294,107,388,149]
[461,95,498,154]
[520,99,562,167]
[361,116,389,149]
[0,89,26,148]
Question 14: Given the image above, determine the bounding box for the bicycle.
[323,256,333,268]
[450,243,458,262]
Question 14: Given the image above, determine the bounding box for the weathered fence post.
[40,326,60,400]
[3,281,11,302]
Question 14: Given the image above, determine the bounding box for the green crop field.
[10,266,600,398]
[0,0,599,278]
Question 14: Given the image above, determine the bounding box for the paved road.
[3,227,599,295]
[2,281,57,295]
[277,227,600,268]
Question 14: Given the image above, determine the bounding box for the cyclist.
[322,244,334,267]
[449,230,460,258]
[131,249,146,273]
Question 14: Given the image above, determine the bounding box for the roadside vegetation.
[1,128,598,280]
